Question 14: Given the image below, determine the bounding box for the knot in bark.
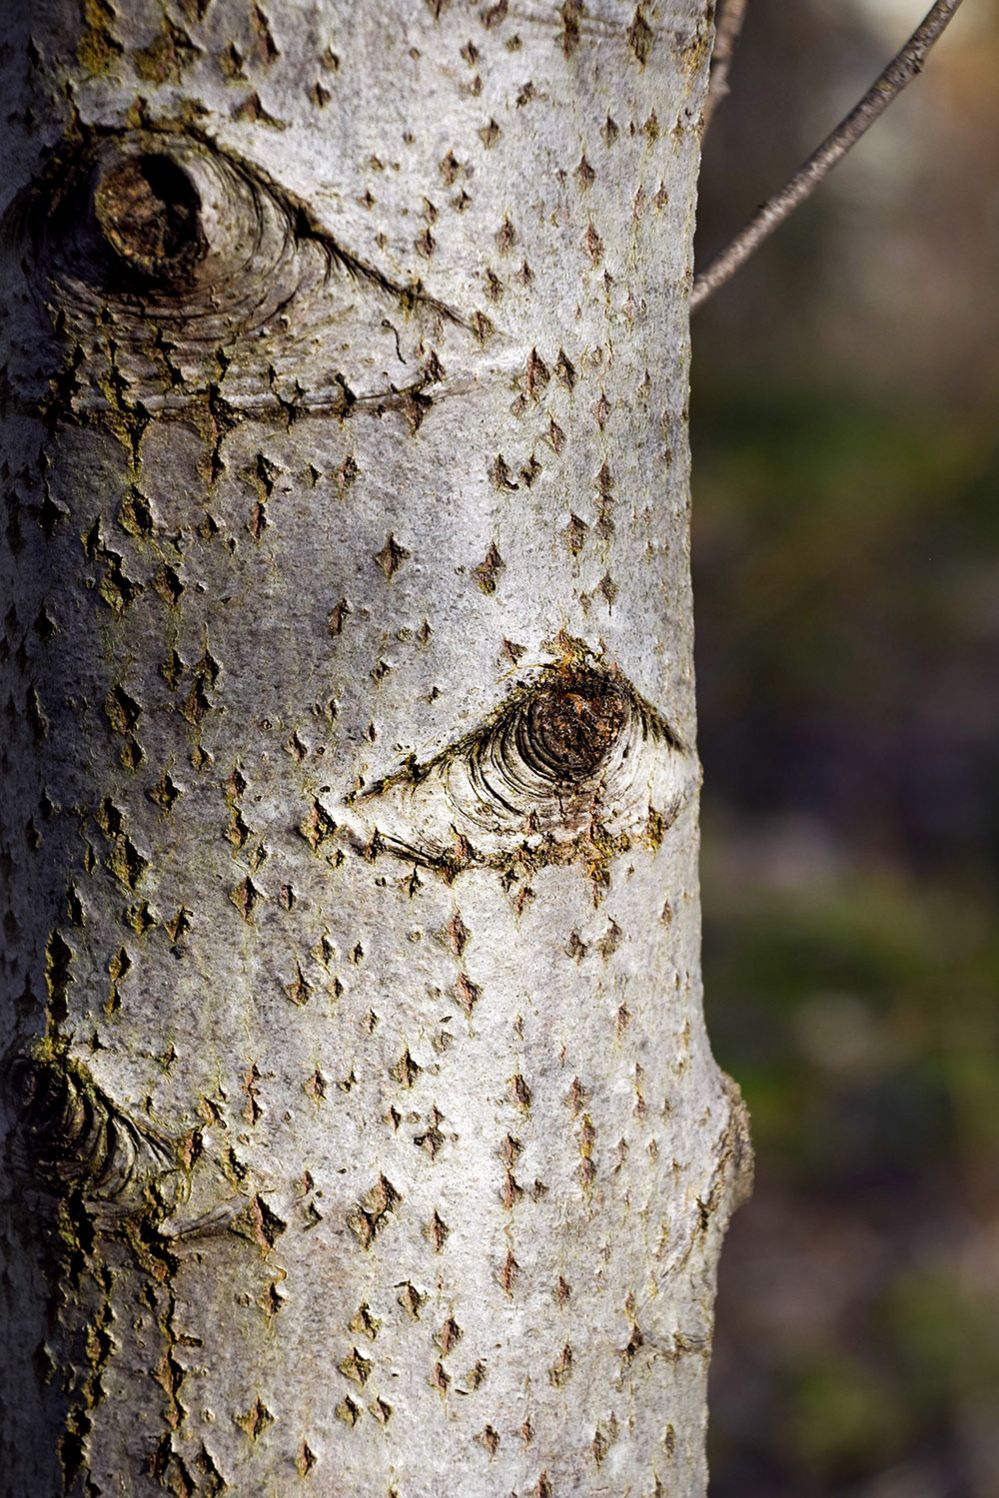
[93,151,206,282]
[517,676,628,785]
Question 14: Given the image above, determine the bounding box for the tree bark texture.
[0,2,750,1494]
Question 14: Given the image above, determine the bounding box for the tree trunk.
[0,2,750,1494]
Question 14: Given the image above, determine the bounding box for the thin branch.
[691,0,966,313]
[702,0,749,133]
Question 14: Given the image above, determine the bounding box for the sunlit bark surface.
[0,3,749,1493]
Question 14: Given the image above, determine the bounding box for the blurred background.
[693,2,999,1494]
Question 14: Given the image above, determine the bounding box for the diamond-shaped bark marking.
[231,1193,287,1252]
[500,1132,522,1165]
[463,1360,488,1391]
[498,1250,520,1296]
[596,919,623,958]
[439,150,461,186]
[397,1281,426,1320]
[229,876,262,922]
[295,1442,317,1477]
[334,455,360,495]
[337,1348,373,1386]
[165,906,192,945]
[134,14,202,83]
[97,553,144,614]
[368,1397,392,1425]
[566,1076,588,1114]
[349,1303,380,1341]
[478,1425,501,1457]
[620,1320,645,1364]
[159,649,185,689]
[194,1443,224,1488]
[285,964,313,1006]
[500,1172,524,1209]
[510,1073,532,1110]
[390,1049,422,1088]
[152,564,184,606]
[548,1342,573,1387]
[225,764,248,802]
[243,1063,262,1125]
[435,1318,463,1356]
[575,153,596,189]
[472,542,504,595]
[495,214,516,253]
[180,652,220,726]
[374,534,410,578]
[299,797,337,851]
[428,1361,451,1395]
[566,513,589,557]
[328,597,351,635]
[108,834,148,891]
[104,684,141,735]
[147,771,181,812]
[454,972,481,1015]
[525,347,549,398]
[226,808,250,849]
[106,944,132,1015]
[347,1175,400,1248]
[126,901,155,935]
[33,604,58,641]
[236,1397,273,1440]
[584,221,604,264]
[628,6,654,64]
[335,1396,361,1426]
[414,1106,446,1160]
[426,1210,450,1252]
[555,348,576,388]
[489,454,517,491]
[594,391,611,429]
[304,1070,326,1103]
[445,909,470,957]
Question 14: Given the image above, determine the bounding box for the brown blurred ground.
[693,2,999,1494]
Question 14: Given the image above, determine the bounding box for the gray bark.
[0,2,750,1494]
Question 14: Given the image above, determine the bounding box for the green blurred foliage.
[694,4,999,1493]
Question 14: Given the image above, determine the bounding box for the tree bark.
[0,2,750,1494]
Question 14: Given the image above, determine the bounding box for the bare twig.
[691,0,966,313]
[702,0,749,133]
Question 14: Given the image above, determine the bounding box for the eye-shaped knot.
[3,126,471,413]
[340,663,694,875]
[5,1054,181,1221]
[460,671,637,829]
[32,133,297,323]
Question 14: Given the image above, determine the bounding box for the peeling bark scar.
[1,125,475,418]
[341,657,696,884]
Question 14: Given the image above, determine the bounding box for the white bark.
[0,2,750,1494]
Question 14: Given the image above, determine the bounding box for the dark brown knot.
[92,152,206,281]
[515,676,627,784]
